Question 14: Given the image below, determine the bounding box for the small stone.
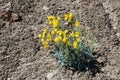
[116,33,120,38]
[113,26,117,30]
[10,12,19,22]
[110,59,116,65]
[0,12,6,20]
[0,21,5,28]
[43,6,49,11]
[46,70,58,80]
[97,57,106,63]
[2,2,11,11]
[7,78,11,80]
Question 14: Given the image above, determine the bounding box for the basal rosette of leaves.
[38,12,95,70]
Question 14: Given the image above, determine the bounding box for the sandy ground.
[0,0,120,80]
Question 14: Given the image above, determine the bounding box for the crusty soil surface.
[0,0,120,80]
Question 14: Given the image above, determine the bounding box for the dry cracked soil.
[0,0,120,80]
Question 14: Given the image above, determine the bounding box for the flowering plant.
[38,12,95,70]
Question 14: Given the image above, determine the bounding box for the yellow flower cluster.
[38,12,81,49]
[64,12,73,22]
[75,20,80,27]
[47,15,61,28]
[38,29,81,49]
[69,31,81,49]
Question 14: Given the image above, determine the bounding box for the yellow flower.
[54,28,58,33]
[41,38,44,42]
[68,12,73,22]
[75,20,80,27]
[49,20,52,25]
[58,30,63,35]
[75,31,80,37]
[63,32,66,38]
[73,41,78,49]
[52,19,58,28]
[57,16,61,21]
[42,41,49,48]
[42,41,48,45]
[47,15,55,25]
[58,36,62,41]
[47,15,55,20]
[47,38,52,42]
[47,33,52,42]
[70,32,74,37]
[76,38,81,43]
[54,37,60,43]
[67,41,70,46]
[38,34,42,38]
[42,28,47,38]
[64,30,68,33]
[64,14,68,20]
[51,30,55,35]
[44,45,49,48]
[43,28,47,33]
[63,37,67,43]
[42,34,45,39]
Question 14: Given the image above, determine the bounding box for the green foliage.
[55,41,94,70]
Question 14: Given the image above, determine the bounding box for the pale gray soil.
[0,0,120,80]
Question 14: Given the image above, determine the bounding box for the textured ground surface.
[0,0,120,80]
